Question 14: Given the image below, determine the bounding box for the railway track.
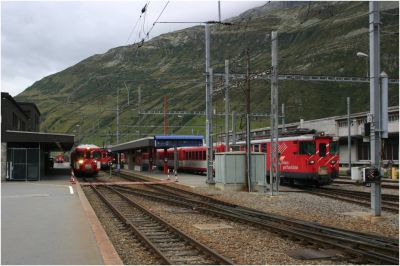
[305,187,399,213]
[106,171,399,265]
[88,184,233,265]
[334,178,399,189]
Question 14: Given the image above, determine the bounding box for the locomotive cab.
[71,145,101,176]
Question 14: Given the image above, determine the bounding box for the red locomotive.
[70,144,102,176]
[235,133,339,185]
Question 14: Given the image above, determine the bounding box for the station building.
[232,106,399,167]
[1,92,74,181]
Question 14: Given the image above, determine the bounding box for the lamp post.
[356,52,369,78]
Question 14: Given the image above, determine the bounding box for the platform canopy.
[111,135,204,152]
[4,130,74,151]
[154,135,203,149]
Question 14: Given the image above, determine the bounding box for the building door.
[8,148,40,181]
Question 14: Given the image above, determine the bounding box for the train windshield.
[319,143,327,157]
[330,141,339,155]
[85,151,91,159]
[76,151,84,159]
[92,151,101,159]
[299,142,315,155]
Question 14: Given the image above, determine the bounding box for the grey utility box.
[215,152,266,191]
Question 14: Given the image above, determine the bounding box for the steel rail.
[315,187,399,201]
[113,185,399,251]
[114,171,399,245]
[92,184,233,265]
[107,186,234,265]
[90,185,173,264]
[112,185,399,265]
[306,190,399,213]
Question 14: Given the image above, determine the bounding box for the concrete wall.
[1,142,7,181]
[339,142,358,164]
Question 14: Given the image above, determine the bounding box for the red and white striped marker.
[70,169,76,184]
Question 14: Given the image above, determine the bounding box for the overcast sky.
[1,0,266,96]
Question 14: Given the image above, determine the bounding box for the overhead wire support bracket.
[212,73,399,84]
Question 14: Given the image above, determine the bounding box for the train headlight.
[308,160,315,165]
[78,159,84,165]
[330,160,336,165]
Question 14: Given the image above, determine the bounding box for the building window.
[357,141,370,160]
[383,138,399,161]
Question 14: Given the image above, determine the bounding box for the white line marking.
[69,186,74,195]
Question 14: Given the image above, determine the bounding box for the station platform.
[1,164,121,265]
[119,168,209,188]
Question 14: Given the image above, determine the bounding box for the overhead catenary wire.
[126,2,149,45]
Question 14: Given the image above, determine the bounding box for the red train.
[70,144,102,176]
[235,133,339,185]
[152,144,226,174]
[99,149,114,169]
[99,149,126,169]
[55,154,64,163]
[145,132,338,186]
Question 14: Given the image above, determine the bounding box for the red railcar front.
[71,144,101,176]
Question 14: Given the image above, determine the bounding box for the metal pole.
[246,113,251,192]
[218,1,221,22]
[207,67,214,184]
[245,49,252,192]
[281,103,285,133]
[224,59,230,152]
[232,111,236,145]
[380,72,388,139]
[369,1,381,216]
[138,86,141,138]
[205,23,210,146]
[347,97,351,173]
[117,89,120,144]
[174,146,178,177]
[205,23,214,184]
[270,31,279,195]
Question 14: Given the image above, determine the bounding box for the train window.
[85,151,91,159]
[330,141,339,155]
[196,152,199,160]
[203,151,206,160]
[261,144,267,152]
[254,145,259,152]
[76,151,84,158]
[319,143,327,157]
[299,142,315,155]
[93,151,101,159]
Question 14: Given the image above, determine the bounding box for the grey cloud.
[1,1,265,96]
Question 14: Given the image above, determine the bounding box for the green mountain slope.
[16,1,399,146]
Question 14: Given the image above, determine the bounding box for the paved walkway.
[1,168,106,265]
